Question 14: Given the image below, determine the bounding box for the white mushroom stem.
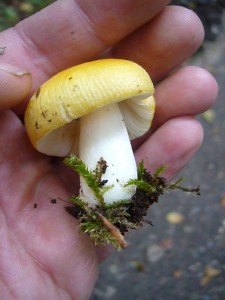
[77,103,137,206]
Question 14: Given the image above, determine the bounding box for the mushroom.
[25,59,155,207]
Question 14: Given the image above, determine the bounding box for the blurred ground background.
[1,1,225,299]
[0,0,54,31]
[93,25,225,299]
[92,3,225,300]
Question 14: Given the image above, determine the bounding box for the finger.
[132,66,217,150]
[134,117,204,180]
[113,5,204,82]
[152,66,219,130]
[0,0,169,89]
[0,63,32,110]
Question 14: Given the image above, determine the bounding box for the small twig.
[96,213,128,249]
[143,219,154,226]
[169,184,201,195]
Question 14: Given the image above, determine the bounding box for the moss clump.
[64,155,200,249]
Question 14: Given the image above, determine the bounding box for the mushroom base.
[63,155,200,249]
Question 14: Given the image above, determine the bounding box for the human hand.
[0,1,218,299]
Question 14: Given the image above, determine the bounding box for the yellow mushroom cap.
[24,59,155,156]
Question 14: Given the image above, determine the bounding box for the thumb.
[0,63,32,110]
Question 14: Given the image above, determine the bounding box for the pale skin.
[0,1,218,299]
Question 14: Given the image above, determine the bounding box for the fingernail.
[0,63,30,76]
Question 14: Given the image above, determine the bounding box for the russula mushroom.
[25,59,155,206]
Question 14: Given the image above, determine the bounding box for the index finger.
[0,0,169,91]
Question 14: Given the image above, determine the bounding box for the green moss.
[64,156,107,207]
[0,1,55,31]
[64,155,200,249]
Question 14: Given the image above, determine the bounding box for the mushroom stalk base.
[77,103,137,206]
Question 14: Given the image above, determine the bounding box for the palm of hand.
[0,111,98,299]
[0,1,218,299]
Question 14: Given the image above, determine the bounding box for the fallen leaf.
[200,266,221,286]
[202,109,216,123]
[173,270,183,279]
[131,260,145,272]
[220,196,225,207]
[166,212,184,224]
[19,3,34,13]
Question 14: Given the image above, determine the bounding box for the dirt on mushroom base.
[59,155,200,249]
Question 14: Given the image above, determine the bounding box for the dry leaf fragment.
[220,196,225,207]
[166,212,184,224]
[201,266,221,286]
[202,109,216,123]
[131,260,145,272]
[173,270,183,279]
